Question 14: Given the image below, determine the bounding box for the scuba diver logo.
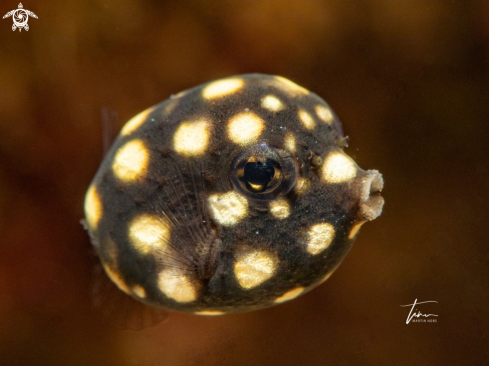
[3,3,37,32]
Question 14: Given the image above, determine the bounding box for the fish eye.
[230,144,297,200]
[244,159,278,191]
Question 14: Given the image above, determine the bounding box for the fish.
[83,74,384,328]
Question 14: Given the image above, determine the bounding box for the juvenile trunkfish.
[83,74,384,322]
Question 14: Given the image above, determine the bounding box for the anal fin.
[91,260,169,331]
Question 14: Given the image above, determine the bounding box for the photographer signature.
[400,299,438,324]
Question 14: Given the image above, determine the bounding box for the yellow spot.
[234,247,278,289]
[348,221,366,239]
[274,76,309,95]
[307,223,335,255]
[274,287,305,303]
[158,269,197,303]
[318,271,334,284]
[261,95,284,112]
[227,112,265,146]
[128,214,170,254]
[132,285,146,298]
[164,99,178,115]
[120,107,153,136]
[84,185,102,229]
[270,198,290,219]
[208,191,248,226]
[101,237,119,264]
[102,263,131,295]
[298,109,315,130]
[318,263,341,284]
[284,133,296,153]
[294,177,310,195]
[112,139,149,182]
[315,105,334,124]
[173,90,188,99]
[195,310,225,316]
[173,119,210,156]
[322,152,357,183]
[202,78,244,99]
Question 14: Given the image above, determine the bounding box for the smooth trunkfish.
[83,74,384,327]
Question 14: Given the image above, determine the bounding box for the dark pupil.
[244,160,275,186]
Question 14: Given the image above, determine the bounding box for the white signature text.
[400,299,438,324]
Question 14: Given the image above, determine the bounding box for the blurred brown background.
[1,0,488,365]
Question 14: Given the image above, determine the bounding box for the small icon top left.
[3,3,37,32]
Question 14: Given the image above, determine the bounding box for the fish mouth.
[358,170,384,221]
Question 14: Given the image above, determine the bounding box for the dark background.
[1,0,488,365]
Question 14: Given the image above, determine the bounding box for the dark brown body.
[84,74,384,314]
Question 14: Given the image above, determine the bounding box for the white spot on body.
[294,177,310,195]
[270,198,291,219]
[274,287,305,303]
[261,95,284,112]
[164,99,178,115]
[102,238,119,264]
[208,191,248,226]
[202,78,244,99]
[121,107,154,136]
[318,263,341,284]
[284,133,296,153]
[128,214,170,254]
[234,247,278,289]
[84,185,102,229]
[173,119,210,156]
[102,263,131,295]
[274,76,309,95]
[158,269,197,303]
[321,152,357,183]
[132,285,146,298]
[307,223,336,255]
[112,139,149,182]
[195,310,225,316]
[315,105,334,124]
[173,90,188,99]
[298,109,316,130]
[318,271,335,284]
[227,112,265,146]
[348,221,366,239]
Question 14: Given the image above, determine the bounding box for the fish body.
[84,74,384,316]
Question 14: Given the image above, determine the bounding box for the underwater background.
[0,0,488,365]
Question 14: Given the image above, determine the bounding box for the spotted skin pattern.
[84,74,384,315]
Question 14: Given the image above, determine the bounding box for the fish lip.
[358,170,385,221]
